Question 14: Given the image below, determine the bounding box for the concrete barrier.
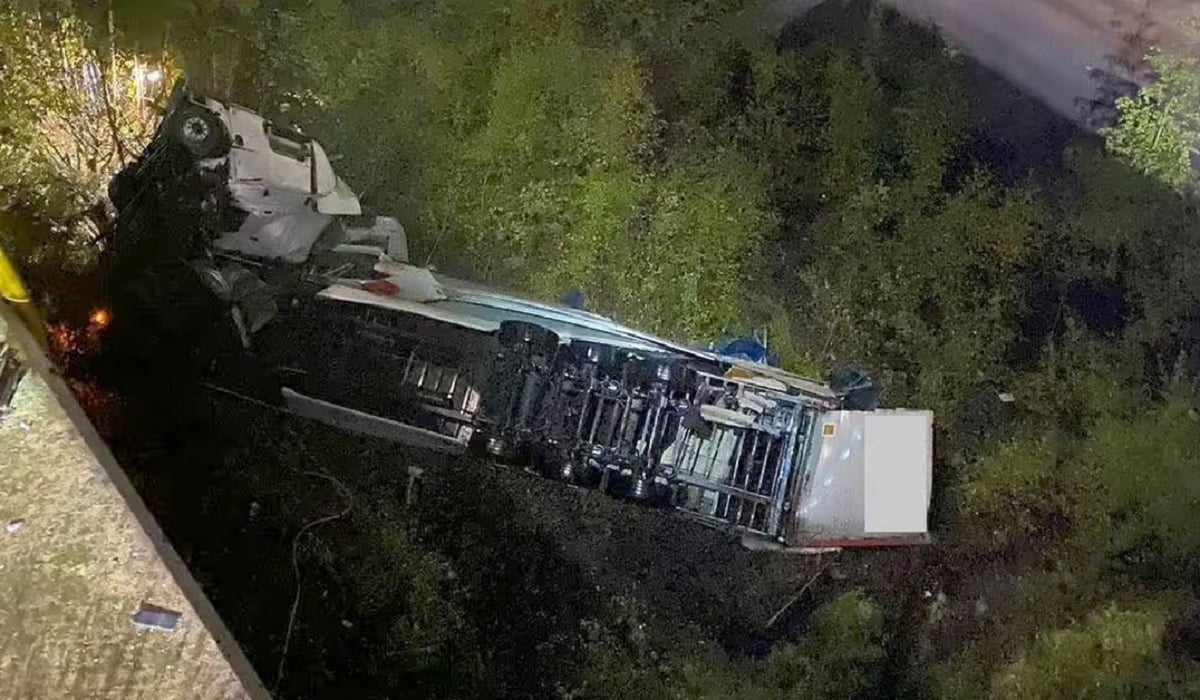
[0,304,271,699]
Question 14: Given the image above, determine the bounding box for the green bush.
[931,568,1108,699]
[571,591,887,700]
[15,2,1200,697]
[799,74,1037,422]
[1080,398,1200,570]
[330,510,469,676]
[768,590,887,700]
[603,148,770,340]
[952,437,1105,556]
[988,603,1168,700]
[673,648,780,700]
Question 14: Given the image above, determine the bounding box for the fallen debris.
[5,518,24,534]
[765,565,828,629]
[275,449,353,693]
[132,602,182,632]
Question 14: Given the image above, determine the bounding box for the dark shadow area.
[82,374,840,698]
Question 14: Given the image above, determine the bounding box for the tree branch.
[93,48,130,163]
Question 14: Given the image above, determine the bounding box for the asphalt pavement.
[767,0,1196,124]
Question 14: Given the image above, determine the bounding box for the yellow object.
[0,245,48,351]
[0,246,30,304]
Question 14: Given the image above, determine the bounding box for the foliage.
[0,6,172,260]
[802,169,1036,420]
[204,0,772,341]
[1064,143,1200,356]
[332,509,466,675]
[598,149,770,340]
[951,437,1102,556]
[821,50,874,195]
[988,603,1169,699]
[736,39,1033,421]
[672,649,780,700]
[568,590,886,700]
[768,590,887,699]
[569,596,674,700]
[10,1,1200,698]
[1080,397,1200,571]
[952,342,1200,564]
[1101,49,1200,193]
[931,567,1110,699]
[0,8,171,224]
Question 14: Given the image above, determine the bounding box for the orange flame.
[88,307,111,329]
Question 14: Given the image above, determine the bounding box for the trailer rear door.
[786,409,932,547]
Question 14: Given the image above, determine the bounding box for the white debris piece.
[345,216,408,262]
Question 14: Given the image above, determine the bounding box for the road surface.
[767,0,1197,122]
[0,306,269,700]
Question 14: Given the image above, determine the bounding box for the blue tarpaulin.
[715,337,775,365]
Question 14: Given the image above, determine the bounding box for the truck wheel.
[172,104,228,158]
[107,168,140,212]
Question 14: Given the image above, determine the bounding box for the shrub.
[331,509,469,678]
[988,603,1169,699]
[571,591,887,700]
[1080,398,1200,572]
[952,437,1104,557]
[768,590,887,700]
[674,648,780,700]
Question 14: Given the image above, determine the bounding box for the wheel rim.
[181,116,211,144]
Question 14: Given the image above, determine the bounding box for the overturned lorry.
[102,82,934,551]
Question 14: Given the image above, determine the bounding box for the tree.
[0,7,171,262]
[1101,48,1200,192]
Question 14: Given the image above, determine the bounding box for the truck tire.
[107,167,139,213]
[171,104,228,158]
